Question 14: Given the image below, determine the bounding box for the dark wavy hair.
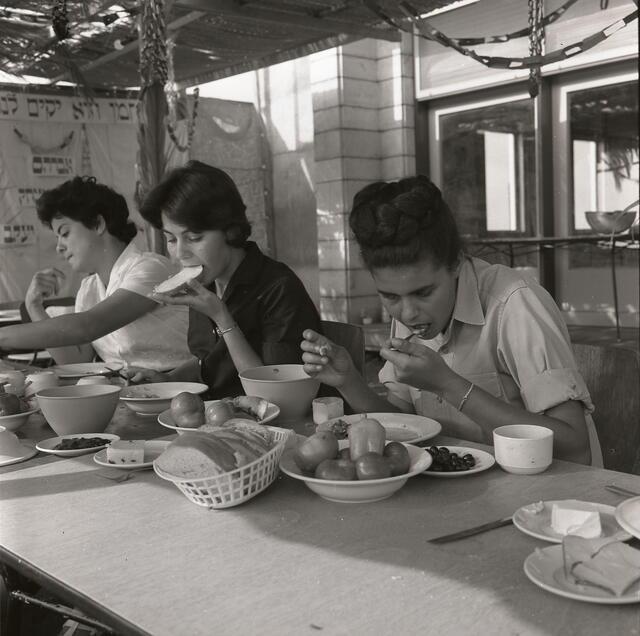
[36,176,136,243]
[349,175,462,270]
[139,160,251,247]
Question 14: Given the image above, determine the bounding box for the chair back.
[572,342,640,474]
[320,320,365,375]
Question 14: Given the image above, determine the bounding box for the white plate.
[93,440,170,469]
[36,433,120,457]
[513,499,631,543]
[422,445,495,478]
[318,412,441,444]
[0,440,38,466]
[524,544,640,604]
[157,399,280,434]
[615,496,640,540]
[52,362,122,379]
[279,444,432,504]
[6,351,52,362]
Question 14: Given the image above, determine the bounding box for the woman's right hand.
[300,329,354,388]
[25,268,65,308]
[121,367,170,385]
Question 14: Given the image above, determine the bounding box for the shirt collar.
[207,241,264,297]
[451,257,485,327]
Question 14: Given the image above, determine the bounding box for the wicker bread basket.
[153,426,292,509]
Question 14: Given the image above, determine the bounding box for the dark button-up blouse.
[187,241,322,399]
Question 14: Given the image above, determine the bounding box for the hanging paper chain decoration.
[80,124,93,176]
[527,0,544,98]
[367,1,638,77]
[139,0,168,87]
[167,89,200,153]
[13,128,74,154]
[51,0,70,41]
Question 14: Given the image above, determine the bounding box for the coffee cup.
[493,424,553,475]
[312,397,344,425]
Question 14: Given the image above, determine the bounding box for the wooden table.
[1,407,639,635]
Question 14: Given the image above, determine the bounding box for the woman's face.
[371,256,460,340]
[51,216,101,273]
[161,214,236,286]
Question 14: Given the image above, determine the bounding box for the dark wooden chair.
[320,320,365,375]
[572,342,640,474]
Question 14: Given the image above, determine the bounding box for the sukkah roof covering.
[0,0,460,91]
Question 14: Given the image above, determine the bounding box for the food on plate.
[315,458,357,481]
[551,501,602,538]
[204,400,236,426]
[348,417,385,460]
[155,422,275,479]
[170,392,206,428]
[323,418,350,440]
[107,440,145,464]
[0,383,22,416]
[425,446,476,472]
[53,436,112,451]
[232,395,269,421]
[355,452,392,480]
[294,431,339,472]
[562,535,640,596]
[199,418,273,446]
[153,265,203,295]
[203,396,270,426]
[383,442,411,476]
[521,501,545,515]
[122,386,161,399]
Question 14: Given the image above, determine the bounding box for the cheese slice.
[107,440,145,464]
[154,265,203,295]
[563,535,640,596]
[551,501,602,537]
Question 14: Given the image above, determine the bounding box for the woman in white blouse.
[301,176,595,465]
[0,176,193,372]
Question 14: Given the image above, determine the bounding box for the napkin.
[563,535,640,596]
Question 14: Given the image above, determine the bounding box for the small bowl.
[585,211,636,235]
[279,444,432,503]
[0,425,30,457]
[0,408,39,432]
[36,385,122,436]
[238,364,320,421]
[119,382,208,416]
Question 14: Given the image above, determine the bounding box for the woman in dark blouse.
[125,160,321,398]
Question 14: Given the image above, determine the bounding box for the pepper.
[348,417,386,461]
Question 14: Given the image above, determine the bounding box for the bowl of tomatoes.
[278,417,432,503]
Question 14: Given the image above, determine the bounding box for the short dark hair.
[349,175,462,270]
[36,176,137,243]
[139,160,251,247]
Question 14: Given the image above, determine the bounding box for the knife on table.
[428,516,514,544]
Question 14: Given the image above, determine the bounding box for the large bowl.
[279,444,432,503]
[36,385,122,436]
[119,382,208,416]
[585,211,636,235]
[238,364,320,421]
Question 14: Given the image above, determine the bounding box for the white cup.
[0,426,27,458]
[312,397,344,426]
[76,375,111,386]
[493,424,553,475]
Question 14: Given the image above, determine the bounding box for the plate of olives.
[422,445,495,477]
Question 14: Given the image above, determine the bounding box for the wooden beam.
[175,0,401,42]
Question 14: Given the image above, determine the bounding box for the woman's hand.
[300,329,355,388]
[121,367,170,385]
[25,268,65,308]
[380,337,457,394]
[151,280,230,325]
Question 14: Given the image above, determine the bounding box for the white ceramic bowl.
[119,382,208,416]
[238,364,320,421]
[279,444,432,503]
[36,385,122,436]
[0,408,39,432]
[157,399,281,434]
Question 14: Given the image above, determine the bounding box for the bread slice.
[153,265,203,295]
[155,432,237,478]
[233,395,270,420]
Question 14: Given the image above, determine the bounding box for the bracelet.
[457,382,475,412]
[214,323,238,337]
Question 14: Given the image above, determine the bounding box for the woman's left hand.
[151,279,228,323]
[380,337,457,394]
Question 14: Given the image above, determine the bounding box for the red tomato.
[315,458,357,481]
[383,442,411,476]
[355,452,392,480]
[204,400,235,426]
[294,431,339,472]
[170,392,205,428]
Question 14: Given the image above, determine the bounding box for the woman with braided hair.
[301,175,599,465]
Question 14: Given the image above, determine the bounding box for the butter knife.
[429,516,513,544]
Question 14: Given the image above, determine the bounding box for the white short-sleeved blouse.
[75,242,193,371]
[379,256,602,465]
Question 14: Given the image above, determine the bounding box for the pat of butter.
[551,501,602,538]
[107,440,145,464]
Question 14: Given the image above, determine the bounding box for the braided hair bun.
[349,175,461,270]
